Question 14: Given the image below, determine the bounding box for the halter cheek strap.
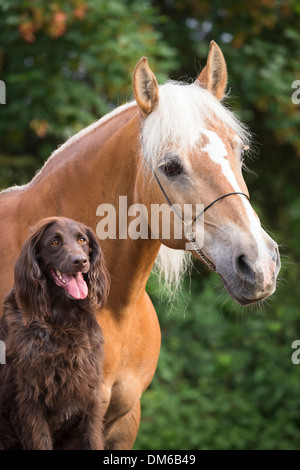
[140,127,250,271]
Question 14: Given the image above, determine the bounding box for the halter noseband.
[140,127,250,272]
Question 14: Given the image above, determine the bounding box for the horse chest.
[102,308,161,424]
[103,374,142,424]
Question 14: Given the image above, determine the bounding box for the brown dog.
[0,217,110,450]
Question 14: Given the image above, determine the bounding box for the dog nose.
[71,254,88,269]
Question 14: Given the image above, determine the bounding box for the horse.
[0,41,280,449]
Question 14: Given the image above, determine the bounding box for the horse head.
[132,41,280,306]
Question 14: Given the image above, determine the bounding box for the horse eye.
[51,238,60,247]
[160,159,183,177]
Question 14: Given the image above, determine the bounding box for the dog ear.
[14,224,51,326]
[84,227,110,309]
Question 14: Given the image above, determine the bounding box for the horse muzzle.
[216,233,281,306]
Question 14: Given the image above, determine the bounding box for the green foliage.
[134,270,300,450]
[1,0,300,451]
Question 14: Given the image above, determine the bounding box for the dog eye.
[51,238,60,247]
[78,237,86,245]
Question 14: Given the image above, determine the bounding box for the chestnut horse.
[0,42,280,449]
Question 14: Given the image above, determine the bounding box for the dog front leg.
[12,400,53,450]
[80,397,104,450]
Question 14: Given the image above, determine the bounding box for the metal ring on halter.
[140,126,250,271]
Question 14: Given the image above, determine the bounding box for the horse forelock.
[141,81,251,167]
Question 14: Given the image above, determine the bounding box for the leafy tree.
[0,0,176,187]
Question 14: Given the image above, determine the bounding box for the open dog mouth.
[50,268,88,300]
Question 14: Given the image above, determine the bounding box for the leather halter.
[140,127,250,271]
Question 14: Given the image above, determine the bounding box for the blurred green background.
[1,0,300,450]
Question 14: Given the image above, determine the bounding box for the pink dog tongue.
[64,272,88,299]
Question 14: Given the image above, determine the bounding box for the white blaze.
[201,128,264,257]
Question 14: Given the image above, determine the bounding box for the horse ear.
[133,57,159,116]
[196,41,227,100]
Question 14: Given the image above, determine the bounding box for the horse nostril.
[234,254,256,283]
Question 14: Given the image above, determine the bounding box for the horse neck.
[94,113,161,309]
[24,105,161,311]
